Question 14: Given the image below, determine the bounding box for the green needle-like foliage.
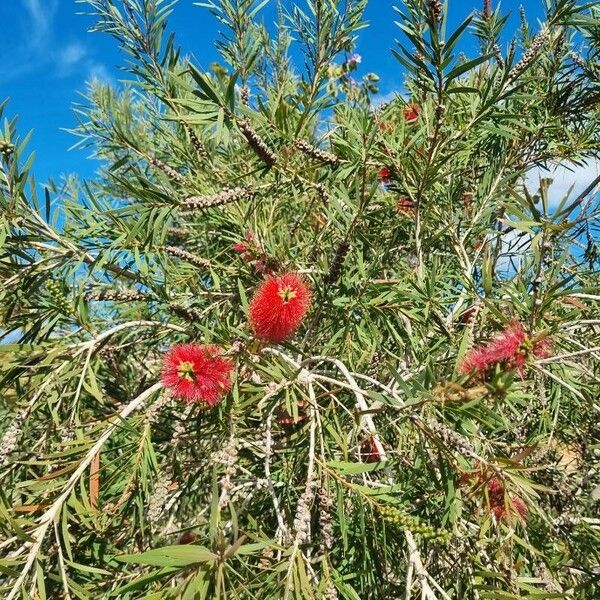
[1,1,599,598]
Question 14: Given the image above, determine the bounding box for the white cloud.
[0,1,110,84]
[87,63,114,85]
[57,43,88,76]
[497,227,531,274]
[497,158,600,274]
[22,0,56,48]
[0,0,57,82]
[524,159,600,208]
[372,89,401,107]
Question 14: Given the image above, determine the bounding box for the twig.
[405,530,446,600]
[301,356,386,460]
[264,412,289,545]
[53,521,72,600]
[536,346,600,364]
[284,383,318,598]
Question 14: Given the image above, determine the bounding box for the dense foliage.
[1,0,600,598]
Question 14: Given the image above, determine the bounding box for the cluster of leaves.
[1,0,600,598]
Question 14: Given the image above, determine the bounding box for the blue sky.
[2,0,548,187]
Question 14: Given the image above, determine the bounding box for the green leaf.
[189,64,223,106]
[327,461,384,475]
[116,545,217,567]
[445,53,494,84]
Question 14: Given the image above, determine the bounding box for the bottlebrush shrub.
[1,1,599,599]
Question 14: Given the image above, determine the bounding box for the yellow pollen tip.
[177,360,195,381]
[278,286,297,303]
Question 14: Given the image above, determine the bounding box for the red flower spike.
[361,436,382,463]
[490,494,528,523]
[161,344,233,406]
[232,242,248,254]
[486,477,504,498]
[510,495,529,520]
[460,322,552,376]
[249,273,311,343]
[396,196,415,215]
[404,103,420,124]
[379,167,391,183]
[490,501,506,521]
[486,322,528,366]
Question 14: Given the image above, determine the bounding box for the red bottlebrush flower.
[460,322,551,376]
[490,494,528,523]
[462,468,529,524]
[486,322,528,366]
[249,273,311,343]
[361,436,382,463]
[510,495,529,520]
[486,477,504,497]
[460,344,492,375]
[379,167,391,183]
[489,502,505,521]
[254,259,274,276]
[396,196,415,214]
[232,242,248,254]
[403,103,420,124]
[161,344,233,406]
